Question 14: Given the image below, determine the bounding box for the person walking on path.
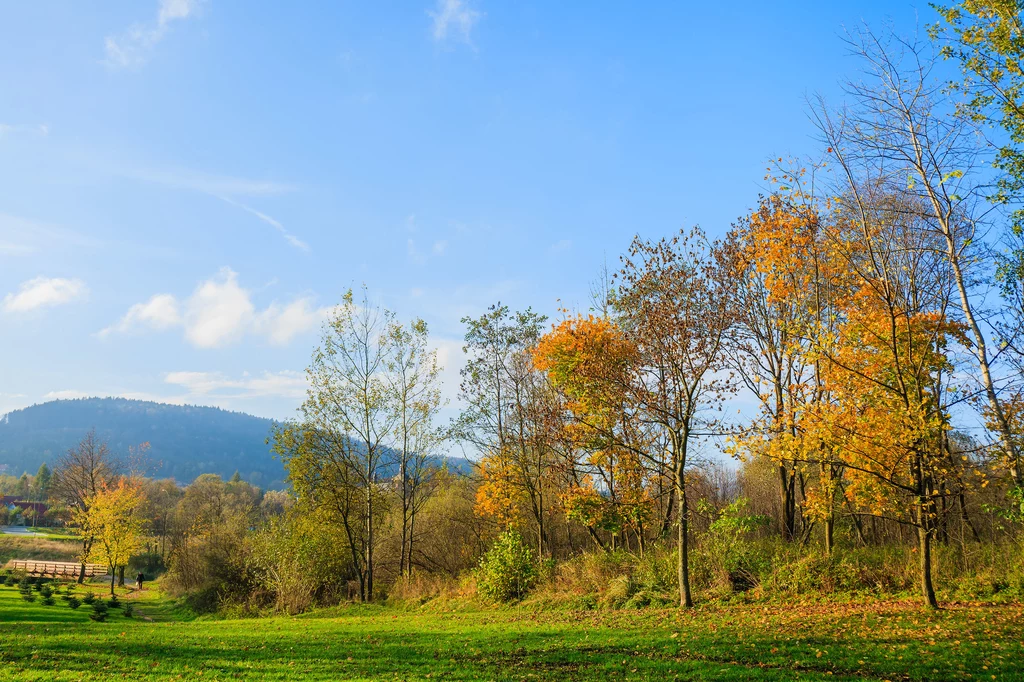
[136,572,145,591]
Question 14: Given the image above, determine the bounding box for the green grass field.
[0,582,1020,681]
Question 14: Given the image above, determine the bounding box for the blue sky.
[0,0,933,421]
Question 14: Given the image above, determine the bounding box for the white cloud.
[98,293,181,337]
[2,277,87,313]
[218,196,309,252]
[432,240,448,255]
[253,297,324,346]
[104,0,204,69]
[164,369,307,400]
[432,337,466,410]
[100,268,329,348]
[429,0,482,44]
[41,389,187,405]
[37,372,305,415]
[42,389,97,401]
[184,268,256,348]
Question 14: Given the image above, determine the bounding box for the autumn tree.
[616,227,740,607]
[82,478,146,596]
[456,304,560,556]
[50,430,119,582]
[728,195,833,543]
[815,28,1022,494]
[799,173,964,607]
[533,314,658,552]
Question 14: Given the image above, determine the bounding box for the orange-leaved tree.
[533,314,658,552]
[729,192,840,543]
[805,186,965,608]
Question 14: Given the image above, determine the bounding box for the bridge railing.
[3,560,109,577]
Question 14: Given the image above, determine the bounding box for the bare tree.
[50,429,119,582]
[616,227,739,607]
[386,317,445,578]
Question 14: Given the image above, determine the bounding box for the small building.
[0,496,49,521]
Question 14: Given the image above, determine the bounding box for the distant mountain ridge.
[0,398,287,488]
[0,398,471,490]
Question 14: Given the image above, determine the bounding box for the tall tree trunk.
[824,515,834,556]
[365,482,373,602]
[78,538,91,584]
[400,459,408,579]
[780,463,796,541]
[918,520,938,609]
[537,483,545,558]
[917,156,1022,489]
[674,426,693,609]
[677,478,692,608]
[408,504,417,574]
[660,484,675,538]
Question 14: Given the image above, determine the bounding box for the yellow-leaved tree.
[81,478,146,596]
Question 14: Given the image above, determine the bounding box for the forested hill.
[0,398,472,489]
[0,398,285,488]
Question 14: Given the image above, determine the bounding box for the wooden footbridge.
[4,560,108,578]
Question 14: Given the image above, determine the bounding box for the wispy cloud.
[0,241,36,256]
[38,370,306,414]
[105,0,204,69]
[407,238,449,265]
[124,165,295,197]
[218,196,309,252]
[0,123,48,139]
[100,268,328,348]
[164,370,307,400]
[548,239,572,255]
[429,0,482,45]
[3,277,88,313]
[0,213,99,254]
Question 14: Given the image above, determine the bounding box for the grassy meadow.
[0,579,1021,681]
[0,535,79,565]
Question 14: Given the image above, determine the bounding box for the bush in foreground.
[476,530,537,603]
